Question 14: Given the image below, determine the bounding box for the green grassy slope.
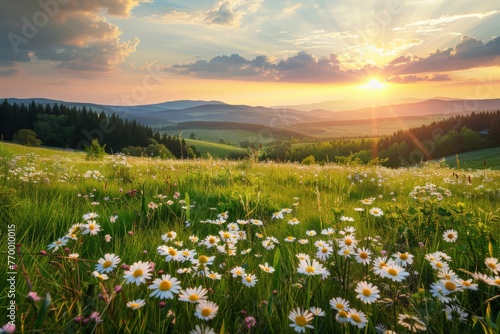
[440,146,500,170]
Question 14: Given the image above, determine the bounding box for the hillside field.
[0,142,499,333]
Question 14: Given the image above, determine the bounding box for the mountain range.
[5,97,500,129]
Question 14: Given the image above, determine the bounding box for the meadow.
[0,142,499,334]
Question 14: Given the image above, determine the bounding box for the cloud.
[0,67,21,77]
[386,73,452,83]
[283,3,302,15]
[150,0,262,28]
[384,36,500,75]
[0,0,146,75]
[168,51,376,83]
[394,10,500,33]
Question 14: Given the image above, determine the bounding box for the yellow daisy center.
[295,315,308,327]
[359,252,368,259]
[133,269,143,278]
[166,232,173,238]
[336,303,345,310]
[447,233,454,239]
[462,281,471,286]
[189,294,199,301]
[487,262,497,269]
[89,224,95,230]
[129,303,139,308]
[168,248,177,256]
[198,256,208,264]
[159,280,172,291]
[495,279,500,285]
[362,288,372,297]
[400,253,408,260]
[223,232,231,238]
[387,268,398,276]
[102,260,112,268]
[246,276,252,282]
[351,314,361,323]
[345,239,352,246]
[209,237,216,244]
[306,266,315,273]
[343,249,350,255]
[201,308,211,317]
[445,281,456,291]
[379,262,387,268]
[338,310,348,318]
[322,248,329,254]
[435,262,443,269]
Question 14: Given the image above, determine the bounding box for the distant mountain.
[4,98,500,129]
[279,98,425,112]
[306,98,500,121]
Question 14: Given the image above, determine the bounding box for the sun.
[362,78,385,90]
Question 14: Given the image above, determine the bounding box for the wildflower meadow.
[1,143,499,333]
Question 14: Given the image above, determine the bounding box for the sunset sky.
[1,0,499,106]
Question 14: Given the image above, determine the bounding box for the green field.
[185,138,249,158]
[441,146,500,170]
[1,142,499,333]
[164,129,282,146]
[296,116,446,138]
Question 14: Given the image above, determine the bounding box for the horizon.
[1,1,499,107]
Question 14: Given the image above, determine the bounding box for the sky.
[0,0,499,107]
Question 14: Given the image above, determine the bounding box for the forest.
[2,99,499,166]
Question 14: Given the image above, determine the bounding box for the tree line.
[0,99,195,159]
[263,110,500,167]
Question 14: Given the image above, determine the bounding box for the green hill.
[185,139,249,158]
[440,146,500,170]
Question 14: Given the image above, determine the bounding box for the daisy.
[149,274,182,299]
[250,219,263,226]
[201,235,220,248]
[429,259,450,271]
[355,281,380,304]
[329,297,350,312]
[430,282,453,303]
[456,278,478,291]
[288,307,314,333]
[338,247,353,258]
[338,236,357,248]
[82,220,101,235]
[285,236,296,242]
[95,253,121,273]
[83,212,99,221]
[272,211,283,219]
[195,300,219,321]
[380,261,409,282]
[126,299,146,310]
[259,263,275,273]
[348,308,368,328]
[297,259,325,276]
[230,266,246,277]
[393,252,414,267]
[397,314,427,332]
[92,271,108,281]
[316,245,334,261]
[191,255,216,267]
[189,235,199,243]
[336,310,350,323]
[369,207,383,217]
[242,274,258,287]
[437,269,458,281]
[296,253,310,260]
[298,239,309,245]
[485,257,500,274]
[190,324,216,334]
[104,234,112,242]
[288,218,300,225]
[47,237,68,252]
[124,261,153,286]
[321,228,335,236]
[443,230,458,242]
[361,198,373,205]
[109,215,118,223]
[309,307,325,317]
[355,247,372,265]
[161,231,177,242]
[178,286,209,303]
[445,304,468,322]
[305,230,317,236]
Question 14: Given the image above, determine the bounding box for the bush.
[13,129,42,146]
[301,155,316,165]
[84,138,106,160]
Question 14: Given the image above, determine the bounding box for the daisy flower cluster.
[410,183,452,201]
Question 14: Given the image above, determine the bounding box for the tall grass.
[0,143,499,333]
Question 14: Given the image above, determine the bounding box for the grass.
[185,138,249,158]
[440,146,500,170]
[1,142,499,334]
[165,129,282,146]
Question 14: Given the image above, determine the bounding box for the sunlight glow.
[362,79,386,90]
